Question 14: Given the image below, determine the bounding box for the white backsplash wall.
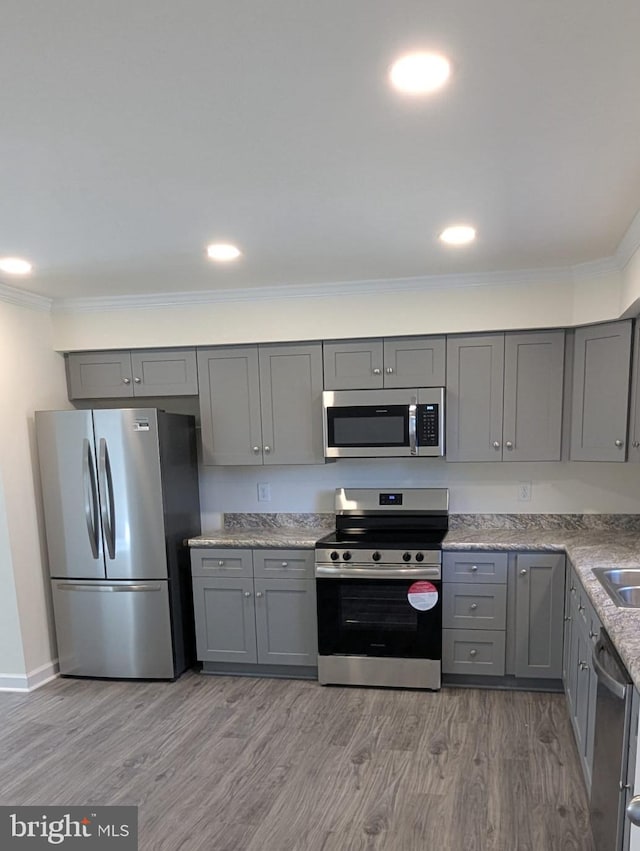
[199,458,640,528]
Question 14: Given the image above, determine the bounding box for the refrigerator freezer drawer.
[51,580,175,679]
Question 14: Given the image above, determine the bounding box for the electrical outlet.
[518,481,532,502]
[257,482,271,502]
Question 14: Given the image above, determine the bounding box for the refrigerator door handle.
[82,439,100,559]
[98,438,116,560]
[56,583,163,592]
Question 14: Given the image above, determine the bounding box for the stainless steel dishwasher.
[590,631,637,851]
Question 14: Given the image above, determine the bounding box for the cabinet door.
[197,346,263,465]
[259,343,325,465]
[382,336,446,388]
[514,554,565,678]
[503,330,564,461]
[130,348,198,396]
[628,322,640,463]
[446,334,504,461]
[66,351,133,399]
[192,577,257,663]
[570,320,632,461]
[562,566,575,696]
[323,339,384,389]
[254,578,317,666]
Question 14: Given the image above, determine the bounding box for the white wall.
[0,298,70,687]
[0,469,27,686]
[199,459,640,528]
[51,265,625,353]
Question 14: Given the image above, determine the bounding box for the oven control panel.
[317,548,441,566]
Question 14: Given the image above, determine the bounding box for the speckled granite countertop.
[188,513,640,690]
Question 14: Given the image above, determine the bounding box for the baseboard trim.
[0,660,59,692]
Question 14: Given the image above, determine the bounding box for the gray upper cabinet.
[570,320,632,461]
[198,342,324,466]
[446,334,505,461]
[323,336,445,390]
[628,321,640,463]
[513,553,565,679]
[447,331,564,462]
[66,348,198,400]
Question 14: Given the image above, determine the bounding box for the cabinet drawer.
[191,548,253,578]
[442,584,507,630]
[442,552,508,583]
[253,549,315,579]
[442,629,506,676]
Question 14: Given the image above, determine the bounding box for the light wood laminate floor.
[0,673,594,850]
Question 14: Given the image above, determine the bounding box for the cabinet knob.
[505,441,513,450]
[385,367,394,374]
[589,630,597,639]
[264,446,271,454]
[218,560,225,566]
[470,602,478,611]
[256,591,263,598]
[493,441,501,449]
[253,446,260,453]
[633,441,640,448]
[134,377,141,383]
[469,649,478,657]
[615,439,624,448]
[626,796,640,826]
[564,615,572,622]
[281,561,288,567]
[123,377,131,384]
[520,569,527,576]
[243,591,251,597]
[579,661,588,671]
[373,368,382,375]
[578,604,585,613]
[470,565,478,572]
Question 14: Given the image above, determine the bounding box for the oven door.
[316,576,442,660]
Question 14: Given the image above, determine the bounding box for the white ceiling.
[2,0,640,301]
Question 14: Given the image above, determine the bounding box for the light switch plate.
[518,481,532,502]
[257,482,272,502]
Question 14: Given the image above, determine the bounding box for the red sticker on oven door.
[407,581,438,611]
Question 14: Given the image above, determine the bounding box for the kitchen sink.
[592,567,640,608]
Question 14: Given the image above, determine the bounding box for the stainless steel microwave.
[322,388,445,458]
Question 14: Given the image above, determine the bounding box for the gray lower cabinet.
[447,330,565,462]
[563,562,602,794]
[442,552,508,676]
[66,348,198,399]
[191,548,317,671]
[570,319,632,461]
[513,553,565,678]
[322,335,445,390]
[198,342,324,465]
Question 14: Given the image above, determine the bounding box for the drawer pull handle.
[469,649,478,657]
[470,565,478,572]
[470,602,478,611]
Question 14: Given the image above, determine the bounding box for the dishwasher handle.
[592,638,628,700]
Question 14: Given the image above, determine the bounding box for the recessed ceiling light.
[0,256,33,275]
[389,52,451,95]
[439,225,476,246]
[206,243,241,262]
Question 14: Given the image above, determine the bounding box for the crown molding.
[0,281,52,312]
[52,264,582,314]
[570,255,621,281]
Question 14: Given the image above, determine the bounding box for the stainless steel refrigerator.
[35,408,200,679]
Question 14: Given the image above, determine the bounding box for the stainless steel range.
[315,487,449,690]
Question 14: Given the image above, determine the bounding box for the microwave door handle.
[409,400,417,455]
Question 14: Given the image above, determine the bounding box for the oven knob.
[415,552,424,562]
[330,551,339,561]
[402,552,412,562]
[372,552,381,562]
[343,551,352,561]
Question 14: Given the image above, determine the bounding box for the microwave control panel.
[418,404,439,446]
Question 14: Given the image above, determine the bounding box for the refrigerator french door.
[36,408,200,679]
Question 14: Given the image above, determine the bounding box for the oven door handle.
[315,565,441,580]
